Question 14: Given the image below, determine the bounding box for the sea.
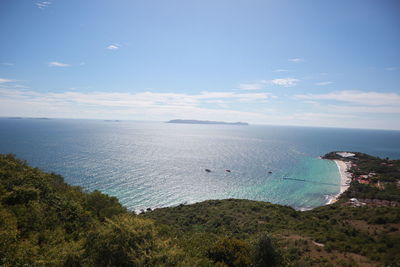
[1,118,400,211]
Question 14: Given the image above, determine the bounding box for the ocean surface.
[1,118,400,211]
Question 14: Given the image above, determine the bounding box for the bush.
[254,234,280,267]
[85,190,126,219]
[207,237,252,267]
[84,214,160,266]
[3,186,39,205]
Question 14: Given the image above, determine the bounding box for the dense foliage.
[0,154,160,266]
[144,199,400,266]
[1,153,399,266]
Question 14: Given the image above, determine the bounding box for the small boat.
[205,169,211,172]
[268,171,273,174]
[226,169,231,172]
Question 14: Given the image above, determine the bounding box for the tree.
[254,234,280,267]
[84,214,160,266]
[207,237,252,267]
[85,190,126,219]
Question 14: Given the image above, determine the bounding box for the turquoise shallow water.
[1,118,400,211]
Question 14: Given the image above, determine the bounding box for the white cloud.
[197,91,271,101]
[274,69,289,72]
[48,61,70,67]
[288,58,303,63]
[296,90,400,106]
[238,77,299,89]
[386,67,397,71]
[327,105,400,114]
[1,63,14,66]
[315,81,333,86]
[1,87,399,129]
[0,88,271,110]
[270,78,299,87]
[0,88,274,123]
[294,90,400,129]
[67,86,92,91]
[238,83,264,90]
[295,112,356,119]
[107,44,120,50]
[206,100,227,104]
[0,78,14,83]
[36,1,51,9]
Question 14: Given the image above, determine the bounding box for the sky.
[0,0,399,130]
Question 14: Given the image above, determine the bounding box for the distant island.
[5,117,51,120]
[167,119,249,126]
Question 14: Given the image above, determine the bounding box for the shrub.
[3,186,39,205]
[85,190,126,219]
[254,234,280,267]
[207,237,252,267]
[84,214,160,266]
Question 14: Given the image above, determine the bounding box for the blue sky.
[1,0,399,129]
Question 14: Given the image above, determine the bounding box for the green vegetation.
[144,199,400,266]
[0,154,163,266]
[323,151,400,202]
[1,153,400,266]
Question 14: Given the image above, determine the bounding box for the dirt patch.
[348,220,400,236]
[279,234,378,266]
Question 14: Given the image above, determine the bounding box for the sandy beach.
[327,160,352,204]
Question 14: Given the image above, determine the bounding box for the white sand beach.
[327,160,352,204]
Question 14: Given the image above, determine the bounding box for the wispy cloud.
[386,67,397,71]
[0,78,14,83]
[107,44,120,50]
[1,87,399,129]
[274,69,289,72]
[67,86,92,91]
[198,91,272,102]
[296,91,400,106]
[36,1,51,9]
[48,61,70,67]
[238,83,264,90]
[238,77,299,89]
[288,58,304,63]
[328,105,400,114]
[270,78,299,87]
[295,112,356,119]
[315,81,333,86]
[0,88,273,122]
[293,90,400,130]
[1,62,14,66]
[0,88,271,109]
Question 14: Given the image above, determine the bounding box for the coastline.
[327,159,352,204]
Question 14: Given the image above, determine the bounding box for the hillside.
[0,154,167,266]
[145,151,400,266]
[1,153,399,266]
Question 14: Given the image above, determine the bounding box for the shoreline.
[326,159,352,204]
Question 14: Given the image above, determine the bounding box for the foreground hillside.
[1,153,399,266]
[0,154,170,266]
[144,199,400,266]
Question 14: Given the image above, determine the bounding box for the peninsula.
[167,119,249,126]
